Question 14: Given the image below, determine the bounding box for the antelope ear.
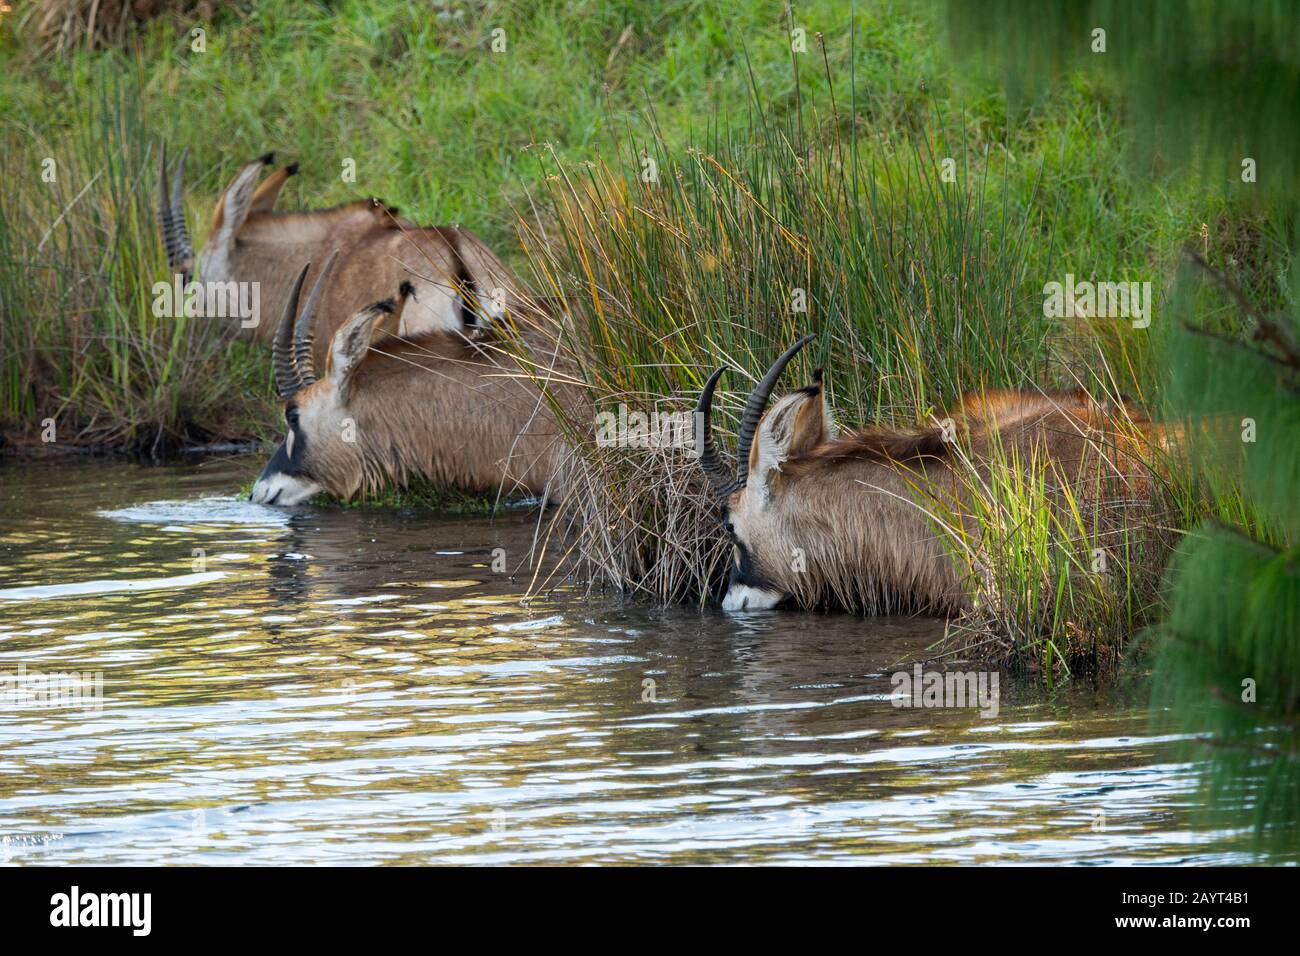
[211,153,275,239]
[248,162,298,214]
[328,298,394,387]
[371,281,414,339]
[748,380,830,497]
[452,228,515,327]
[806,369,838,440]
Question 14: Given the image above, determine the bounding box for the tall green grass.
[929,391,1176,678]
[0,75,271,452]
[2,0,1235,456]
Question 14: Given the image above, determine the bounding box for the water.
[0,457,1268,865]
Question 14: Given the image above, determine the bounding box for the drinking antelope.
[695,337,1164,612]
[158,146,516,367]
[249,262,570,507]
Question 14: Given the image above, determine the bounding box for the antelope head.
[249,254,405,506]
[695,335,833,611]
[159,146,296,284]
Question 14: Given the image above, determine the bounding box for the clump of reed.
[507,67,1196,672]
[516,83,1090,610]
[0,74,273,454]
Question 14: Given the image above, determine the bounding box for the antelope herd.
[162,147,1167,618]
[159,144,571,508]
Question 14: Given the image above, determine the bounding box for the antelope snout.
[721,583,786,612]
[250,442,322,507]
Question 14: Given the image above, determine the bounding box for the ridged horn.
[695,366,738,498]
[733,334,816,489]
[293,249,339,385]
[158,142,194,283]
[273,263,311,399]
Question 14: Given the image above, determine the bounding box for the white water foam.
[98,497,291,528]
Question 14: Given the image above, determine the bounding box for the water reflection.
[0,458,1276,864]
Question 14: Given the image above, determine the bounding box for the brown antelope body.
[696,337,1164,613]
[159,147,516,369]
[249,265,570,507]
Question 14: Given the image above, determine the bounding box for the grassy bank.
[0,76,273,452]
[3,0,1245,451]
[6,0,934,449]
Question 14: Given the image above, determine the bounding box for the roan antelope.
[249,262,570,507]
[695,336,1165,613]
[158,146,517,368]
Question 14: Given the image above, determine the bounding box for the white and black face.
[720,496,788,612]
[715,382,833,613]
[253,286,400,507]
[693,337,830,614]
[250,378,377,507]
[250,400,326,506]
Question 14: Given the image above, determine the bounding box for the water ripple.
[0,458,1283,865]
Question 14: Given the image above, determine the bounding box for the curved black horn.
[293,249,339,385]
[171,148,193,278]
[695,366,738,498]
[733,334,816,489]
[158,143,194,283]
[273,263,311,398]
[157,144,172,260]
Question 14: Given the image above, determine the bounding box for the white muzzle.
[249,472,322,507]
[721,583,786,612]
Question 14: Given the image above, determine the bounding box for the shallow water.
[0,457,1273,865]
